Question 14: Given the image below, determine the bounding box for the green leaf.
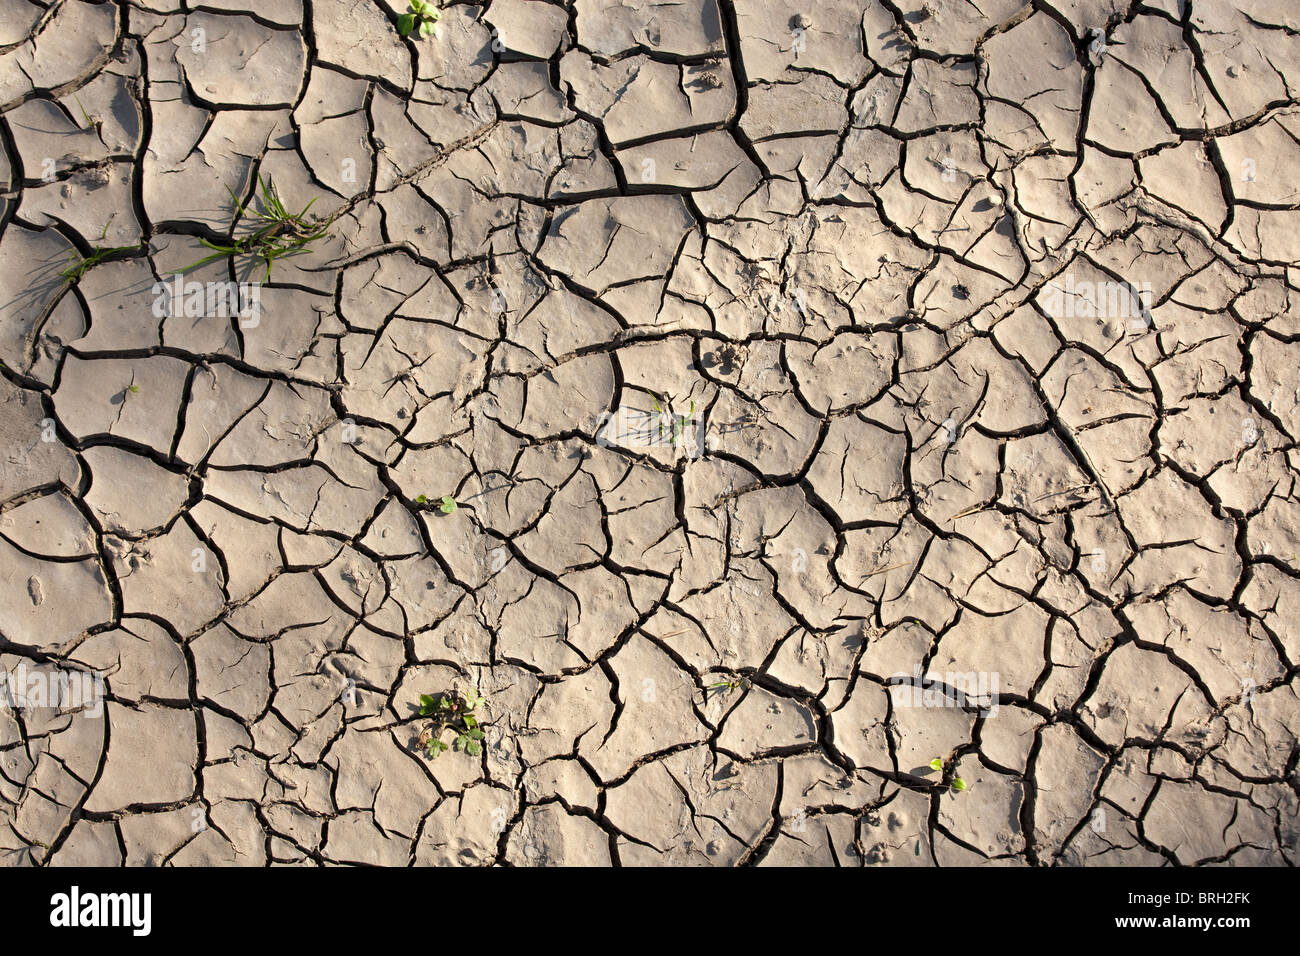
[439,496,457,514]
[463,715,477,729]
[929,758,943,772]
[127,384,140,393]
[466,740,482,756]
[419,18,435,37]
[952,777,967,792]
[415,494,427,503]
[397,12,416,35]
[467,728,484,740]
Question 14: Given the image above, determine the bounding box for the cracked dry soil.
[0,0,1297,868]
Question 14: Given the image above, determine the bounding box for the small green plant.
[72,95,99,133]
[706,676,749,699]
[644,390,697,447]
[182,175,335,281]
[60,221,140,285]
[397,0,440,38]
[417,686,486,758]
[929,757,967,793]
[113,378,141,406]
[414,494,457,514]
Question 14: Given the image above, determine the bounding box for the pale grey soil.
[0,0,1297,866]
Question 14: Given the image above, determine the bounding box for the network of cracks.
[0,0,1297,866]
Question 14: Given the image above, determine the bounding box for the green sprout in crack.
[417,686,486,758]
[645,390,697,447]
[397,0,440,38]
[929,757,967,793]
[60,244,137,284]
[182,175,335,282]
[72,95,100,134]
[60,222,141,285]
[706,676,749,699]
[415,494,458,514]
[115,375,141,405]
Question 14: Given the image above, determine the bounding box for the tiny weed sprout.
[414,494,456,513]
[60,222,140,285]
[127,384,140,394]
[644,389,697,446]
[929,757,968,793]
[73,95,99,133]
[398,0,440,38]
[417,686,486,758]
[183,175,334,281]
[706,676,748,698]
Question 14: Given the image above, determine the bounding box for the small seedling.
[929,757,967,793]
[60,221,140,285]
[706,676,749,699]
[644,389,697,447]
[118,375,142,404]
[72,95,99,133]
[397,0,440,38]
[182,175,335,281]
[61,244,137,283]
[414,494,457,514]
[417,686,486,758]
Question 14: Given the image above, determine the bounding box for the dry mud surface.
[0,0,1298,867]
